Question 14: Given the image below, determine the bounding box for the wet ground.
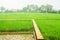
[0,34,35,40]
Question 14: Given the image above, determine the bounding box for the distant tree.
[22,7,29,12]
[5,9,13,12]
[0,6,5,12]
[39,4,53,13]
[22,4,59,13]
[5,9,9,12]
[39,5,46,12]
[59,10,60,13]
[45,4,53,13]
[22,4,38,12]
[27,5,38,12]
[16,9,21,12]
[57,10,60,14]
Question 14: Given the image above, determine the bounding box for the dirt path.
[0,34,34,40]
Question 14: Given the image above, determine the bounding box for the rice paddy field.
[0,20,33,32]
[0,12,60,40]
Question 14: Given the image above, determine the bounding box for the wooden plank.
[32,19,44,40]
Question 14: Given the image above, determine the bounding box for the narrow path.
[32,19,44,40]
[0,34,34,40]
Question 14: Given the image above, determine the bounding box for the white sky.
[0,0,60,10]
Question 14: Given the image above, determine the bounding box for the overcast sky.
[0,0,60,10]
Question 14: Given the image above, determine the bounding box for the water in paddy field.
[0,34,35,40]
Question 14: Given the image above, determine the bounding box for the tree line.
[0,4,60,13]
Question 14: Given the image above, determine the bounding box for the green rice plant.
[0,20,33,32]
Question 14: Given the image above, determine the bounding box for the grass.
[0,12,60,19]
[36,20,60,40]
[0,20,33,32]
[0,12,60,40]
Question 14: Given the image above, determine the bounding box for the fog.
[0,0,60,10]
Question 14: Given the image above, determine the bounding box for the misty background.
[0,0,60,13]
